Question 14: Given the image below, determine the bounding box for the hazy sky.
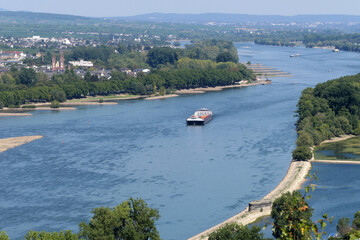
[2,0,360,17]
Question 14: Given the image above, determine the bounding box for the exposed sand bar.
[145,94,179,100]
[61,102,118,106]
[0,113,32,117]
[0,136,43,153]
[188,160,311,240]
[176,81,270,95]
[312,159,360,164]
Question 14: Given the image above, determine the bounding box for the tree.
[216,52,238,63]
[79,198,160,240]
[18,68,37,86]
[84,72,92,82]
[337,217,351,237]
[208,223,266,240]
[146,47,178,68]
[292,146,312,161]
[272,191,313,240]
[51,100,60,108]
[0,231,9,240]
[353,210,360,229]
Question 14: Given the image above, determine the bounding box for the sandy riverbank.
[0,113,32,117]
[145,94,179,100]
[0,136,43,153]
[176,81,270,95]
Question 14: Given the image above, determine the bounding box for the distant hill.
[0,11,99,24]
[1,11,360,26]
[117,13,360,24]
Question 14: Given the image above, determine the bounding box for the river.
[0,43,360,239]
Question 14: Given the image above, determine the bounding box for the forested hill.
[293,73,360,161]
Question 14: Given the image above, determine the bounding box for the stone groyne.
[188,160,311,240]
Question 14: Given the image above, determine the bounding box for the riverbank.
[176,80,271,95]
[188,160,311,240]
[0,136,43,153]
[0,113,32,117]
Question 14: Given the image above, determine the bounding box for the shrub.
[0,101,3,109]
[292,146,312,161]
[99,98,104,103]
[8,104,20,108]
[50,100,60,108]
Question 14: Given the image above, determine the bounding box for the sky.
[2,0,360,17]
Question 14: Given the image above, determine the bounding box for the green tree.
[216,52,238,63]
[208,223,266,240]
[0,231,9,240]
[18,68,37,86]
[79,198,160,240]
[51,100,60,108]
[146,47,178,68]
[272,191,313,240]
[337,217,351,237]
[292,146,312,161]
[353,210,360,229]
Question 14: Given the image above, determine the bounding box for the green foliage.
[353,211,360,229]
[208,223,266,240]
[18,68,37,86]
[330,210,360,239]
[272,191,313,240]
[24,230,78,240]
[0,231,9,240]
[50,100,60,108]
[159,86,166,96]
[296,132,314,147]
[272,173,333,240]
[295,74,360,158]
[0,101,3,109]
[216,52,238,63]
[337,217,351,237]
[292,146,312,161]
[146,47,178,68]
[79,197,160,240]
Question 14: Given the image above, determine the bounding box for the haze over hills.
[0,10,97,24]
[1,10,360,25]
[118,13,360,24]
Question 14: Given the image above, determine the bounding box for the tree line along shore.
[0,40,257,109]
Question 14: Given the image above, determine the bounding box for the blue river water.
[1,43,360,239]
